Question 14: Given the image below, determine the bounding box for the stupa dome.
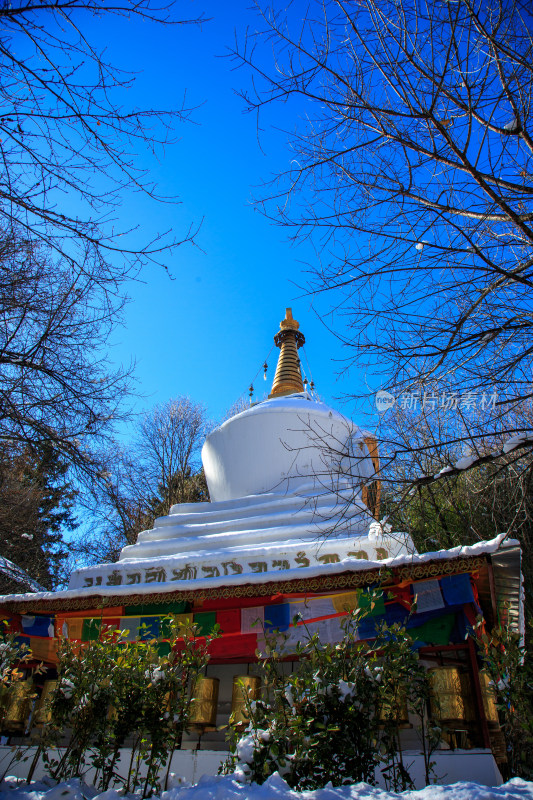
[202,393,375,503]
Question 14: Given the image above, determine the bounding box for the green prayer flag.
[193,611,216,636]
[157,641,171,657]
[409,613,455,645]
[358,589,386,616]
[124,601,190,616]
[82,618,101,641]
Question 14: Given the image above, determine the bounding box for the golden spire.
[269,308,306,398]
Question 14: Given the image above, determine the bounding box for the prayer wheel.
[477,670,499,725]
[459,671,476,723]
[428,667,466,723]
[379,691,410,728]
[0,684,10,724]
[2,680,35,734]
[189,677,219,729]
[33,680,58,726]
[230,675,261,729]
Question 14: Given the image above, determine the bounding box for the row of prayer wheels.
[190,668,499,734]
[0,669,499,742]
[0,676,261,736]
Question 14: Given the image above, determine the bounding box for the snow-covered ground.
[1,774,533,800]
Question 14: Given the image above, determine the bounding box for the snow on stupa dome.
[202,392,376,502]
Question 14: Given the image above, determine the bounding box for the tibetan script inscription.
[171,565,197,581]
[202,565,220,578]
[295,551,310,568]
[222,561,243,575]
[145,567,166,583]
[76,543,378,588]
[317,553,340,564]
[249,561,268,573]
[348,550,369,560]
[83,576,103,587]
[106,570,123,586]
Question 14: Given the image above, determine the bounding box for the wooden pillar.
[467,637,491,749]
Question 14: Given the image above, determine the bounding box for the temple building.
[0,308,523,787]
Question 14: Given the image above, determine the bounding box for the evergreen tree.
[0,443,76,592]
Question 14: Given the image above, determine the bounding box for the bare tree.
[0,1,203,469]
[378,400,533,614]
[0,0,201,271]
[0,233,133,470]
[136,397,210,511]
[76,397,210,564]
[236,0,533,464]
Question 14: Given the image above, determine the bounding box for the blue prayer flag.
[264,604,291,632]
[440,574,474,606]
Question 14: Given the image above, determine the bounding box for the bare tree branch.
[234,0,533,456]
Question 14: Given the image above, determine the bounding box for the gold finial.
[279,307,299,330]
[269,308,306,398]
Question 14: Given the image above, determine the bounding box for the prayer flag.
[331,592,360,614]
[193,611,217,636]
[29,637,58,664]
[241,606,264,633]
[82,618,101,641]
[264,604,291,632]
[160,614,192,638]
[411,580,445,613]
[440,574,474,606]
[139,617,160,640]
[216,609,240,635]
[21,615,54,638]
[385,603,409,627]
[409,613,455,646]
[289,596,337,622]
[357,615,386,640]
[120,617,141,641]
[358,589,386,616]
[158,642,171,657]
[64,618,83,640]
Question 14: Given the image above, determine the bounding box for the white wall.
[0,746,502,790]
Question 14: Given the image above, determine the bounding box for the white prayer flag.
[412,579,445,613]
[241,606,265,634]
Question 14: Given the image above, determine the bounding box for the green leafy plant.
[36,615,217,796]
[0,624,31,691]
[477,618,533,779]
[223,594,437,791]
[0,626,36,782]
[373,619,439,789]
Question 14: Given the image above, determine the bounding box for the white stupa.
[69,309,414,591]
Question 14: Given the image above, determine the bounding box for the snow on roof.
[0,556,46,592]
[0,533,516,608]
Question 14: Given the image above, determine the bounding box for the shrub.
[223,595,437,791]
[477,619,533,779]
[38,616,216,796]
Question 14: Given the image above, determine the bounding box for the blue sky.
[89,0,376,428]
